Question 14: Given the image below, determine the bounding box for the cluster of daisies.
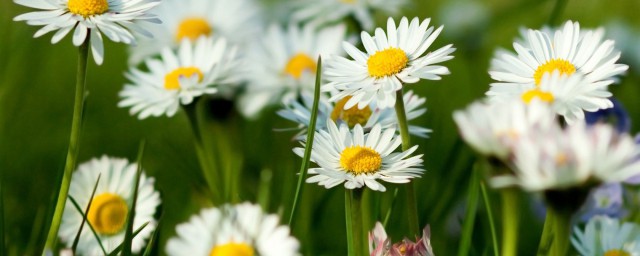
[455,20,640,254]
[13,0,640,254]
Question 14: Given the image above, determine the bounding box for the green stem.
[457,165,481,256]
[548,0,569,26]
[394,89,419,236]
[537,208,555,255]
[480,182,499,256]
[551,209,571,256]
[43,36,90,254]
[500,189,519,256]
[183,100,221,204]
[346,189,364,256]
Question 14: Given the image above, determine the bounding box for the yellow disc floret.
[164,67,204,90]
[533,59,576,85]
[284,53,317,79]
[176,18,212,41]
[331,96,372,128]
[68,0,109,18]
[604,250,630,256]
[367,48,409,78]
[209,243,254,256]
[87,193,128,235]
[340,146,382,175]
[521,89,554,104]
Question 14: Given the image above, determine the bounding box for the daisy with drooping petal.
[324,17,455,109]
[490,123,640,192]
[572,215,640,256]
[518,71,613,124]
[278,90,430,138]
[129,0,262,64]
[13,0,161,65]
[290,0,407,31]
[58,156,161,255]
[165,202,299,256]
[238,22,346,118]
[488,20,628,101]
[453,99,557,160]
[294,120,424,192]
[119,36,241,119]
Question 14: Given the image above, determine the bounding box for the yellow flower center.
[340,146,382,175]
[176,17,212,42]
[209,243,254,256]
[330,96,372,128]
[521,89,554,104]
[67,0,109,18]
[367,48,409,78]
[164,67,204,90]
[284,53,317,79]
[533,59,576,85]
[87,193,128,236]
[604,250,630,256]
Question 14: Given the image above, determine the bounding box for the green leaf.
[288,56,322,227]
[457,162,481,256]
[481,181,499,256]
[142,218,160,256]
[107,222,150,256]
[72,173,101,253]
[0,170,5,256]
[68,196,108,255]
[122,140,146,256]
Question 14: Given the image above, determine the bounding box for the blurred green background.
[2,0,640,255]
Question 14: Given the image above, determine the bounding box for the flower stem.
[480,181,499,256]
[346,188,364,256]
[538,207,572,255]
[43,36,90,253]
[500,189,519,256]
[548,0,569,26]
[394,89,419,236]
[183,99,222,204]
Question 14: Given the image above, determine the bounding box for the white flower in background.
[572,215,640,256]
[488,20,628,101]
[438,0,489,38]
[278,90,430,138]
[119,36,241,119]
[129,0,262,64]
[239,22,346,118]
[324,17,455,109]
[14,0,161,65]
[166,203,299,256]
[369,222,434,256]
[491,123,640,191]
[58,156,161,255]
[294,120,424,192]
[290,0,407,31]
[453,99,557,160]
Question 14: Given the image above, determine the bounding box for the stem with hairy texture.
[394,89,419,236]
[43,35,90,254]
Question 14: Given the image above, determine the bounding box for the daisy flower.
[13,0,161,65]
[128,0,262,64]
[294,120,424,192]
[488,20,628,102]
[572,215,640,256]
[453,99,557,160]
[517,71,613,124]
[119,36,241,119]
[490,123,640,192]
[58,156,161,255]
[238,22,346,118]
[290,0,407,31]
[324,17,455,109]
[278,90,430,138]
[165,203,299,256]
